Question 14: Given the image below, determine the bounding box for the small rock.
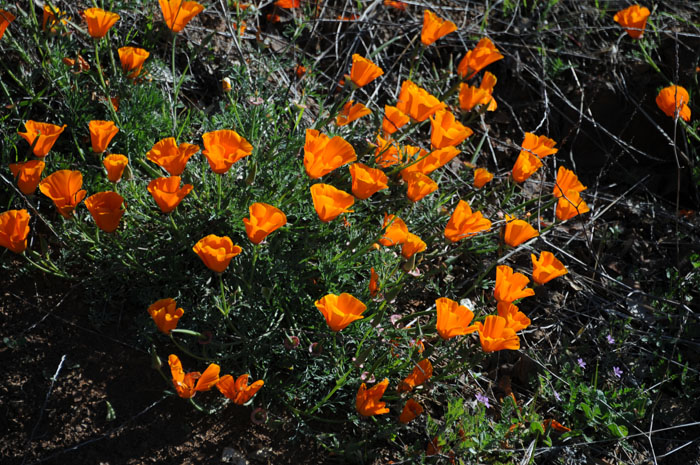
[221,447,248,465]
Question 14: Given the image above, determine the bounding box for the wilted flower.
[159,0,204,33]
[118,46,150,79]
[193,234,242,273]
[496,302,531,332]
[336,101,371,126]
[396,80,446,122]
[18,121,66,157]
[202,129,253,174]
[217,374,264,404]
[242,202,287,244]
[401,232,426,259]
[404,172,438,203]
[147,298,184,334]
[304,129,356,179]
[39,170,87,218]
[531,251,568,285]
[473,167,494,188]
[89,120,119,154]
[0,209,30,254]
[656,85,691,122]
[474,315,520,352]
[553,166,586,198]
[613,5,650,39]
[147,138,200,176]
[421,10,457,46]
[503,214,539,247]
[382,105,410,136]
[436,297,478,340]
[147,176,193,213]
[397,359,433,392]
[457,37,503,79]
[349,54,384,87]
[369,267,379,297]
[399,398,424,424]
[444,200,491,242]
[494,265,535,304]
[84,191,125,232]
[349,163,388,200]
[221,77,232,92]
[380,213,408,247]
[84,7,120,38]
[168,354,220,399]
[103,154,128,183]
[430,110,473,149]
[9,160,45,194]
[556,190,590,221]
[0,10,16,40]
[315,293,367,332]
[356,379,390,416]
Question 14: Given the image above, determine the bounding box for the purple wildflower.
[554,390,562,402]
[606,334,615,345]
[475,393,490,408]
[613,366,623,378]
[577,358,586,369]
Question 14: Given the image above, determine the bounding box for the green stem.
[305,366,354,415]
[169,333,208,361]
[94,39,120,124]
[171,33,178,137]
[219,273,229,317]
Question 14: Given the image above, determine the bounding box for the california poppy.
[147,298,184,334]
[399,398,424,424]
[356,379,390,416]
[193,234,242,273]
[168,354,220,399]
[473,167,493,188]
[503,214,539,247]
[401,232,426,259]
[474,315,520,352]
[103,154,128,183]
[444,200,491,242]
[336,101,371,126]
[496,302,531,332]
[531,251,568,285]
[494,265,534,304]
[421,10,457,46]
[0,209,30,254]
[39,170,87,218]
[435,297,478,340]
[511,151,542,183]
[9,160,45,194]
[303,129,356,179]
[18,121,66,157]
[553,166,586,198]
[382,105,410,136]
[405,172,438,203]
[217,374,264,404]
[512,132,557,183]
[159,0,205,33]
[147,138,200,176]
[349,163,388,200]
[84,191,125,232]
[295,65,307,78]
[242,202,287,244]
[349,54,384,88]
[400,146,459,179]
[310,184,354,222]
[520,133,558,159]
[0,10,16,40]
[384,0,407,11]
[457,37,504,79]
[655,85,691,122]
[397,359,433,392]
[147,176,193,213]
[458,72,497,111]
[275,0,300,7]
[118,46,150,79]
[396,80,446,122]
[374,135,402,168]
[380,213,408,247]
[42,5,69,32]
[315,293,367,332]
[369,267,379,297]
[430,110,473,149]
[556,189,590,221]
[613,5,651,39]
[89,120,119,154]
[202,129,253,174]
[84,8,120,38]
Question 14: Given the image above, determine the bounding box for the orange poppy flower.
[374,135,401,168]
[103,154,128,183]
[553,166,586,198]
[84,191,125,232]
[217,374,264,404]
[511,151,542,183]
[435,297,478,340]
[430,110,473,149]
[543,419,572,433]
[356,378,390,416]
[380,213,408,246]
[0,209,30,254]
[401,232,426,259]
[531,251,568,285]
[473,167,493,188]
[147,176,193,213]
[369,267,379,297]
[384,0,407,11]
[496,302,531,332]
[349,163,388,200]
[349,54,384,88]
[503,214,539,247]
[336,101,371,126]
[0,10,16,40]
[84,8,120,38]
[400,146,459,179]
[9,160,45,195]
[147,138,200,176]
[310,184,354,222]
[39,170,87,218]
[656,85,691,122]
[147,298,184,335]
[193,234,242,273]
[613,5,650,39]
[399,398,424,424]
[18,121,66,157]
[396,80,446,122]
[459,72,498,111]
[89,120,119,154]
[315,293,367,332]
[405,172,438,203]
[118,46,150,79]
[159,0,205,33]
[275,0,300,7]
[421,10,457,46]
[556,189,590,221]
[303,129,356,179]
[494,265,534,304]
[42,5,69,32]
[202,129,253,174]
[444,200,492,242]
[397,359,433,392]
[382,105,410,136]
[474,315,520,352]
[520,132,558,159]
[457,37,504,79]
[168,354,220,399]
[242,202,287,244]
[266,13,281,23]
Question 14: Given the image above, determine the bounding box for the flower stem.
[171,33,178,137]
[93,39,120,124]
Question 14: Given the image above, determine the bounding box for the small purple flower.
[577,358,586,369]
[554,390,562,402]
[360,371,376,383]
[606,334,615,345]
[613,366,623,378]
[475,393,490,408]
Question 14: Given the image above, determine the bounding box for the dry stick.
[217,0,251,84]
